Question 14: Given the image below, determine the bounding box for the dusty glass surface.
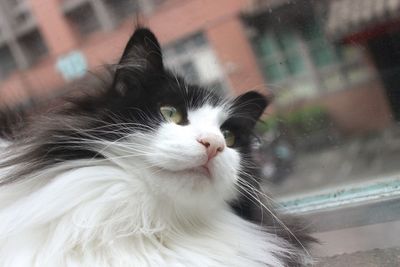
[0,0,399,265]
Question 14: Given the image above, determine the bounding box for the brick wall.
[305,81,393,134]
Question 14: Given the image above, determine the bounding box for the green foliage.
[258,106,331,135]
[257,115,278,133]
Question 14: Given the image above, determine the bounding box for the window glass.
[265,62,287,82]
[18,30,48,64]
[0,45,17,79]
[65,3,101,36]
[278,31,298,53]
[104,0,139,23]
[258,33,278,58]
[0,1,399,264]
[311,46,336,67]
[163,33,227,92]
[286,52,305,75]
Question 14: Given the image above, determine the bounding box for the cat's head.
[9,28,268,207]
[99,28,268,205]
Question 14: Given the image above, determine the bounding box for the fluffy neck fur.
[0,162,291,267]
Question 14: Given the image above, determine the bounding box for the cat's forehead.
[158,74,224,107]
[187,105,228,126]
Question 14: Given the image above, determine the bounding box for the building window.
[258,29,308,83]
[248,12,373,105]
[303,22,371,91]
[13,11,31,29]
[18,29,48,64]
[5,0,24,6]
[65,3,101,36]
[163,33,227,93]
[103,0,139,23]
[2,0,34,33]
[0,45,17,80]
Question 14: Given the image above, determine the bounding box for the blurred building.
[327,0,400,121]
[245,0,395,134]
[0,0,397,134]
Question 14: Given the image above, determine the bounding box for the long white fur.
[0,138,8,150]
[0,106,293,267]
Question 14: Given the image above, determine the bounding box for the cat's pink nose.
[197,134,225,160]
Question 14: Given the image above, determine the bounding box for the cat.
[0,28,314,267]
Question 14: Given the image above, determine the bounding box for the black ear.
[118,27,163,71]
[233,91,268,128]
[113,28,164,95]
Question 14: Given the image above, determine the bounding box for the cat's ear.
[112,28,164,95]
[119,27,163,71]
[233,91,269,128]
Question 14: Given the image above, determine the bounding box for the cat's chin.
[157,165,212,180]
[183,165,211,178]
[148,164,223,206]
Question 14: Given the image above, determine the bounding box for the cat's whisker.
[232,183,266,226]
[235,178,311,258]
[237,170,281,206]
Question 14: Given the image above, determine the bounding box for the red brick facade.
[309,81,393,134]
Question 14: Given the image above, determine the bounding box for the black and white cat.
[0,28,314,266]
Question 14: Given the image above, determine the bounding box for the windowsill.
[307,198,400,262]
[277,173,400,214]
[284,180,400,260]
[315,246,400,266]
[312,221,400,259]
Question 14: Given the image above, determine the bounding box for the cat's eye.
[160,106,183,124]
[222,130,235,147]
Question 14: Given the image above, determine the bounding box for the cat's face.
[140,102,240,204]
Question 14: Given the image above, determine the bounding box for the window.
[0,45,17,80]
[258,29,308,82]
[248,10,373,105]
[18,29,48,64]
[2,0,34,32]
[65,3,101,36]
[13,11,30,28]
[245,2,400,261]
[103,0,140,23]
[5,0,24,6]
[163,33,228,93]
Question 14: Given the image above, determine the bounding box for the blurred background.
[0,0,400,265]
